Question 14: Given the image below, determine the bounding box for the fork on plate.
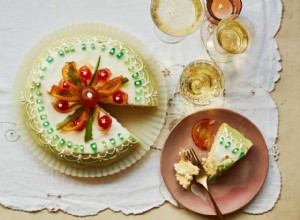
[186,148,225,220]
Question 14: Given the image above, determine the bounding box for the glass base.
[153,26,184,44]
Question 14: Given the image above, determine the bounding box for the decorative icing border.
[20,35,159,165]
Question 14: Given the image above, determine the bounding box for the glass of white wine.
[206,15,255,62]
[180,60,224,105]
[150,0,205,43]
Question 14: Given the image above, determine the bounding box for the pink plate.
[161,108,269,215]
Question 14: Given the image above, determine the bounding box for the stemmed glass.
[150,0,205,43]
[205,14,255,62]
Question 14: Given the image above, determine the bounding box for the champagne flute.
[180,60,224,105]
[150,0,205,43]
[206,14,255,62]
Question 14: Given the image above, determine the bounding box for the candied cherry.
[57,100,69,111]
[113,91,124,104]
[73,116,86,131]
[97,68,111,81]
[62,80,70,89]
[80,87,99,108]
[98,115,112,131]
[79,66,92,81]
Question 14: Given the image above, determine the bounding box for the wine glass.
[150,0,205,43]
[205,14,255,62]
[179,60,224,105]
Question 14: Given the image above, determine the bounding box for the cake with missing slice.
[21,35,159,167]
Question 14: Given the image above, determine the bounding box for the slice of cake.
[21,35,159,167]
[174,149,200,189]
[203,123,253,181]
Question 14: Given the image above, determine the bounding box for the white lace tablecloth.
[0,0,282,216]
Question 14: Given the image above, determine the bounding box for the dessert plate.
[161,108,268,215]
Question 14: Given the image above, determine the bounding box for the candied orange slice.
[96,76,123,95]
[61,108,89,132]
[62,62,82,91]
[191,118,215,150]
[50,85,80,101]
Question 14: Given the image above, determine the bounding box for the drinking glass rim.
[150,0,206,37]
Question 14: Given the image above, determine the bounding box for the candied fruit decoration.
[191,118,215,149]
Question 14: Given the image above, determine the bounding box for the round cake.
[21,35,159,167]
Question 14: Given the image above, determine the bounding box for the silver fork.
[187,148,225,220]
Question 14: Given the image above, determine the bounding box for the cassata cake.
[203,123,253,180]
[21,35,159,167]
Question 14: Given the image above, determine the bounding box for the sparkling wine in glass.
[150,0,205,43]
[206,15,255,62]
[180,60,224,105]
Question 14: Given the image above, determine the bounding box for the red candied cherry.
[98,115,112,131]
[80,87,99,108]
[73,116,86,131]
[57,100,69,111]
[97,68,111,81]
[62,80,70,89]
[79,66,92,81]
[113,91,124,104]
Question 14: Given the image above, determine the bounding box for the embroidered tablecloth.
[0,0,282,216]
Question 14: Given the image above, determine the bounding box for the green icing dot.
[82,43,87,51]
[36,91,42,96]
[225,141,231,149]
[91,43,96,50]
[64,47,70,53]
[43,121,50,127]
[135,97,142,102]
[109,48,116,55]
[134,80,142,87]
[129,135,136,142]
[109,138,116,146]
[102,141,107,149]
[58,50,64,56]
[38,74,44,79]
[67,141,73,148]
[70,46,75,52]
[74,144,79,151]
[35,82,41,88]
[59,139,66,146]
[118,133,124,141]
[132,72,139,79]
[47,128,54,134]
[232,148,239,154]
[80,145,85,152]
[135,89,143,95]
[40,114,47,120]
[239,152,245,158]
[53,135,59,141]
[219,137,225,144]
[40,66,47,71]
[90,143,97,152]
[38,107,44,112]
[101,45,106,51]
[116,51,124,59]
[47,56,54,63]
[124,58,131,64]
[128,66,135,72]
[36,99,43,104]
